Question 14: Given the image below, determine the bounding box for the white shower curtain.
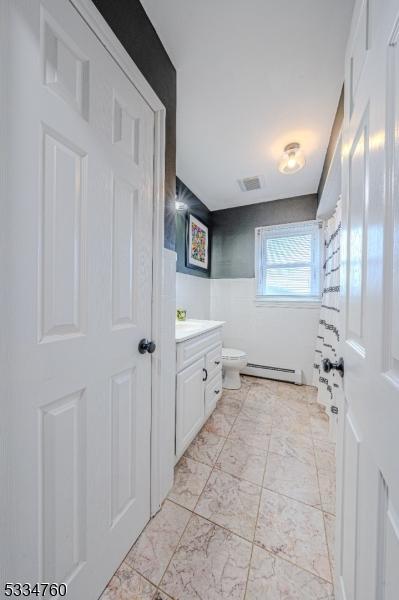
[313,199,342,411]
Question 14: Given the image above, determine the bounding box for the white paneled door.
[338,0,399,599]
[4,0,155,598]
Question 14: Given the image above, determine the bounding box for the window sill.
[254,298,321,309]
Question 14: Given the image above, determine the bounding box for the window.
[255,220,322,302]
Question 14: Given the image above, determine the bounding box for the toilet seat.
[221,348,248,390]
[222,348,247,361]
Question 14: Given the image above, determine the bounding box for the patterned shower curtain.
[313,199,342,412]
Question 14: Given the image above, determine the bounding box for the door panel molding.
[375,473,399,600]
[41,6,90,120]
[349,0,370,116]
[383,19,399,382]
[39,389,87,582]
[39,124,88,342]
[346,107,369,354]
[109,367,137,527]
[111,175,139,330]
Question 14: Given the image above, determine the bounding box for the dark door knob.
[138,339,156,354]
[322,357,344,377]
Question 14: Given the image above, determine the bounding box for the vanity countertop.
[175,319,225,342]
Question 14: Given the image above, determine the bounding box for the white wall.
[176,272,211,320]
[210,278,320,385]
[175,273,320,384]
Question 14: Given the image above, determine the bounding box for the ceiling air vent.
[238,175,263,192]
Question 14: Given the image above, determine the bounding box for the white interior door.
[338,1,399,598]
[3,0,155,597]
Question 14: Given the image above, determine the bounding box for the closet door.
[3,1,155,598]
[337,0,399,598]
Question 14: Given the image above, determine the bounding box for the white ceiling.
[141,0,354,210]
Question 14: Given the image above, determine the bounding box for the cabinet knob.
[214,389,220,394]
[215,360,220,365]
[202,368,208,382]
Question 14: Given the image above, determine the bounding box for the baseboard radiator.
[242,363,303,385]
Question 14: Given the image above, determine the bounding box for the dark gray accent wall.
[211,195,318,279]
[176,178,211,279]
[92,0,177,250]
[318,85,344,200]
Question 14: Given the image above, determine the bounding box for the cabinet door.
[205,371,223,418]
[176,357,205,459]
[205,343,223,381]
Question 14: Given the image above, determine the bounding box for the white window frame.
[255,220,322,307]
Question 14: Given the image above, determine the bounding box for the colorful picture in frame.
[186,213,209,271]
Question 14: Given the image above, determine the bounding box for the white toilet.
[222,348,248,390]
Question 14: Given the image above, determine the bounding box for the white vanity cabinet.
[175,323,224,461]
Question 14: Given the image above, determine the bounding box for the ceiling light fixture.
[175,200,187,211]
[278,142,305,174]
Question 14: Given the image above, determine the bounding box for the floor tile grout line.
[317,462,336,517]
[168,478,330,551]
[322,510,336,591]
[243,381,272,599]
[99,503,169,598]
[244,379,335,591]
[183,384,328,581]
[191,380,252,515]
[104,379,330,598]
[251,381,334,588]
[127,499,193,593]
[158,380,253,595]
[149,432,237,595]
[164,380,333,596]
[258,399,333,516]
[271,425,316,443]
[192,508,255,545]
[309,412,334,585]
[108,564,174,600]
[129,568,165,596]
[157,506,332,596]
[251,539,335,586]
[167,497,257,546]
[165,380,265,599]
[259,388,334,515]
[266,447,318,471]
[194,382,266,539]
[126,409,276,599]
[155,505,195,596]
[163,453,218,587]
[200,379,267,598]
[184,431,227,469]
[212,461,267,488]
[260,483,325,512]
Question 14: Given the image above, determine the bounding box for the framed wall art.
[186,213,209,272]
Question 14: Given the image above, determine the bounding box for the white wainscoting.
[210,278,320,385]
[159,249,177,502]
[176,272,211,319]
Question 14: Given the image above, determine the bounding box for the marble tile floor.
[100,376,336,600]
